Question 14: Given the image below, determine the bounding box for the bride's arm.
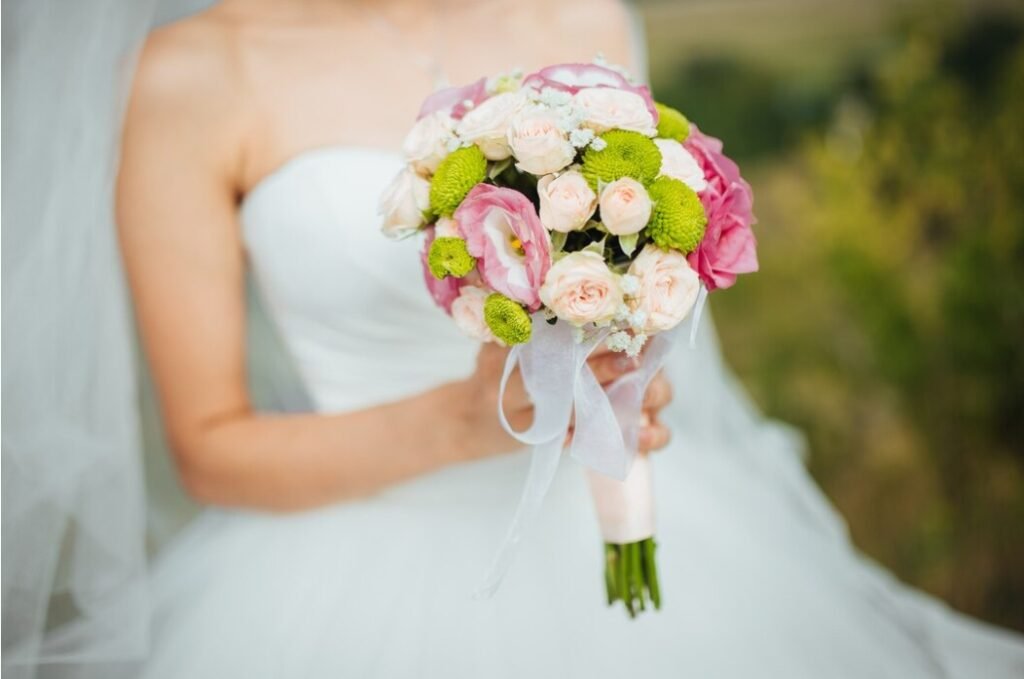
[117,34,671,512]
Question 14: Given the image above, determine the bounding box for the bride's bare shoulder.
[128,9,247,128]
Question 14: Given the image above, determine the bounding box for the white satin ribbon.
[474,316,681,598]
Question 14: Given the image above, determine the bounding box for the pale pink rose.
[403,111,456,174]
[628,244,700,333]
[507,111,576,175]
[379,168,430,239]
[450,286,497,342]
[522,63,658,120]
[434,216,461,238]
[420,229,462,313]
[599,178,652,236]
[684,126,758,291]
[537,171,597,233]
[574,87,657,136]
[417,78,489,121]
[456,91,526,160]
[654,139,707,192]
[455,184,551,310]
[539,251,623,326]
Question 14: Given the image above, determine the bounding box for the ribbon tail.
[689,283,709,349]
[473,435,564,599]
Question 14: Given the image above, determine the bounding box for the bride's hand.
[457,344,672,460]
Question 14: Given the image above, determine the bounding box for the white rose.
[378,168,430,239]
[538,171,597,233]
[539,251,623,326]
[456,91,526,160]
[402,111,456,175]
[654,139,707,192]
[573,87,656,136]
[628,244,700,333]
[507,110,576,175]
[451,286,496,342]
[599,178,652,236]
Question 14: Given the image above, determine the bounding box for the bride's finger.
[642,372,672,412]
[638,421,671,452]
[588,351,640,385]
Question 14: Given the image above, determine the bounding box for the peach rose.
[538,171,597,233]
[378,168,430,239]
[508,110,576,175]
[599,178,652,236]
[456,91,526,161]
[654,139,707,192]
[539,251,623,326]
[573,87,657,136]
[451,286,496,342]
[402,111,456,175]
[628,244,700,333]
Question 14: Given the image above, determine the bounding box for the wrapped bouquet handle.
[474,317,682,599]
[382,59,758,615]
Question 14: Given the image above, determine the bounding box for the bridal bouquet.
[381,61,756,617]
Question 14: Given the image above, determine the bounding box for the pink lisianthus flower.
[684,126,758,291]
[417,78,490,121]
[522,63,658,122]
[420,228,463,313]
[455,184,551,311]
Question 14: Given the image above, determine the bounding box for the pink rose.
[599,178,652,236]
[538,171,597,233]
[456,91,527,160]
[403,111,456,175]
[539,251,623,326]
[420,228,462,313]
[574,87,657,136]
[628,244,700,333]
[450,286,496,343]
[507,110,576,175]
[684,126,758,291]
[455,184,551,310]
[417,78,489,121]
[522,62,658,121]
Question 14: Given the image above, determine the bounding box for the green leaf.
[550,230,568,254]
[619,233,639,257]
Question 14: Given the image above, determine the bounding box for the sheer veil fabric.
[2,0,219,674]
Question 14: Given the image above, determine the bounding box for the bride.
[4,0,1023,677]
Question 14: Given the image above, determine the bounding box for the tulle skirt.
[111,424,1023,679]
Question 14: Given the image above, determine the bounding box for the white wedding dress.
[96,146,1023,679]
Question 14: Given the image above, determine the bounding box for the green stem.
[642,538,661,610]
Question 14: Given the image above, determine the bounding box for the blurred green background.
[640,0,1024,631]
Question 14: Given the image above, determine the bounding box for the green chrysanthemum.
[654,102,690,142]
[429,145,487,217]
[483,293,532,345]
[427,237,476,279]
[645,176,707,254]
[580,130,662,191]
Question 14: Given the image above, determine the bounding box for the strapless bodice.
[240,147,478,413]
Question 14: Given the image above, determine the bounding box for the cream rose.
[539,251,623,326]
[599,178,652,236]
[456,91,526,161]
[378,168,430,239]
[450,286,496,342]
[628,244,700,333]
[538,171,598,233]
[654,139,707,192]
[508,110,576,175]
[573,87,657,136]
[434,216,461,238]
[402,111,456,175]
